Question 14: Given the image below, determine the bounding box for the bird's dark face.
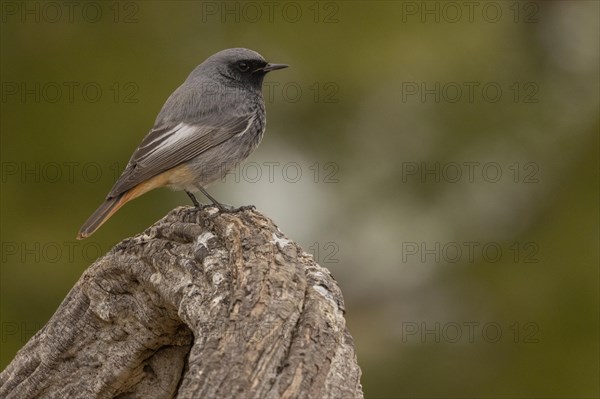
[225,57,288,89]
[207,48,287,89]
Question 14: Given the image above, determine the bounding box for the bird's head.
[195,48,288,89]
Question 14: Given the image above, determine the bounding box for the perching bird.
[77,48,287,239]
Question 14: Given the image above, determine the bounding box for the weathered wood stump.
[0,206,363,399]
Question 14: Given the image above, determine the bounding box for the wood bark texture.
[0,206,363,399]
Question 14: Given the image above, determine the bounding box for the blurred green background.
[1,1,598,397]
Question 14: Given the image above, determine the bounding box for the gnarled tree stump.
[0,206,363,399]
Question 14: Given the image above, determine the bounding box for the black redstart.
[77,48,287,239]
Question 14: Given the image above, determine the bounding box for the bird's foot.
[185,190,201,208]
[230,204,256,213]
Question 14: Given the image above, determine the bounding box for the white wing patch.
[142,123,198,158]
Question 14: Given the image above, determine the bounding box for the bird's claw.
[213,204,256,213]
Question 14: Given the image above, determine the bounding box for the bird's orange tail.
[76,194,130,240]
[76,166,188,239]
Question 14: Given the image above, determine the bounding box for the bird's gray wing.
[107,112,254,198]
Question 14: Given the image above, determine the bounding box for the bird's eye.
[237,62,250,72]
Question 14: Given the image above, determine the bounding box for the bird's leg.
[195,187,253,213]
[185,190,201,208]
[198,186,228,211]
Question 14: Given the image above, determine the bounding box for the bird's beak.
[258,63,288,73]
